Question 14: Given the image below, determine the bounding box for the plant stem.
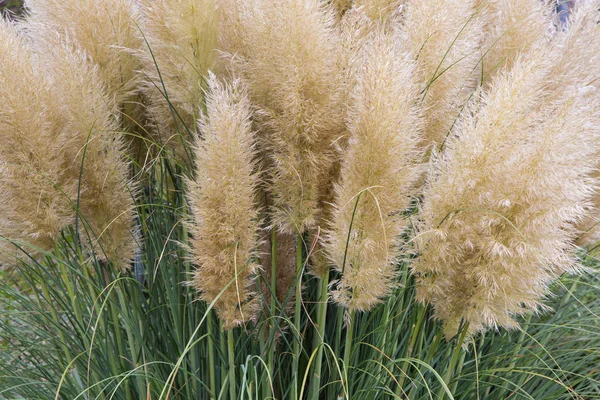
[343,310,355,399]
[228,329,237,400]
[396,304,427,396]
[207,311,217,400]
[438,323,469,400]
[267,228,278,399]
[308,268,330,400]
[292,234,303,400]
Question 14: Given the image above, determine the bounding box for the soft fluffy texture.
[412,40,600,337]
[478,0,551,83]
[187,75,261,329]
[0,22,136,268]
[25,0,142,109]
[219,0,346,235]
[138,0,220,162]
[0,22,75,261]
[327,25,423,311]
[402,0,483,150]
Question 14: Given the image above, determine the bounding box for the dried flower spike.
[220,0,345,235]
[138,0,220,162]
[412,46,599,337]
[328,27,423,311]
[187,75,261,329]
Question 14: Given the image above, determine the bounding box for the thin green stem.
[343,310,355,399]
[292,234,303,400]
[267,227,278,399]
[207,311,217,400]
[308,268,330,400]
[228,329,237,400]
[439,323,470,400]
[396,304,427,396]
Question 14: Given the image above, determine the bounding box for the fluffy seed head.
[220,0,346,235]
[25,0,143,109]
[412,46,600,337]
[0,22,136,267]
[30,29,137,268]
[327,26,423,311]
[402,0,483,149]
[0,22,75,261]
[353,0,406,21]
[478,0,551,83]
[187,75,261,329]
[138,0,220,162]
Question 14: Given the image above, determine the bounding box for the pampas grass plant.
[1,1,600,400]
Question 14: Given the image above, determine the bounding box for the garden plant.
[1,0,600,399]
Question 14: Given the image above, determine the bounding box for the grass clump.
[1,1,599,399]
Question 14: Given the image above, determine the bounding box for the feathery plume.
[219,0,346,235]
[33,32,137,268]
[478,0,551,83]
[25,0,143,110]
[353,0,405,22]
[138,0,219,161]
[327,27,423,311]
[187,75,261,329]
[0,22,136,267]
[554,1,600,245]
[412,47,600,337]
[332,0,353,17]
[0,21,75,261]
[402,0,483,149]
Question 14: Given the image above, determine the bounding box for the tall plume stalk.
[187,75,261,330]
[219,0,345,235]
[328,25,423,311]
[138,0,219,162]
[0,22,136,268]
[402,0,482,150]
[412,39,600,337]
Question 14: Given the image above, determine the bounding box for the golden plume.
[187,75,261,329]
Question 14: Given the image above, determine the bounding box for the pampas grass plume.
[327,25,423,311]
[412,44,600,337]
[220,0,345,235]
[25,0,143,110]
[402,0,482,149]
[138,0,219,159]
[30,27,137,268]
[0,22,75,261]
[0,22,136,267]
[187,75,261,329]
[478,0,550,83]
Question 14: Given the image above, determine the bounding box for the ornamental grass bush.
[1,0,600,399]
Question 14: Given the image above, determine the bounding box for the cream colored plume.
[327,27,423,311]
[402,0,483,149]
[0,22,75,261]
[25,0,143,110]
[353,0,406,21]
[138,0,219,162]
[33,32,137,268]
[219,0,345,235]
[412,44,600,337]
[0,22,136,268]
[555,1,600,245]
[187,75,261,329]
[478,0,551,83]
